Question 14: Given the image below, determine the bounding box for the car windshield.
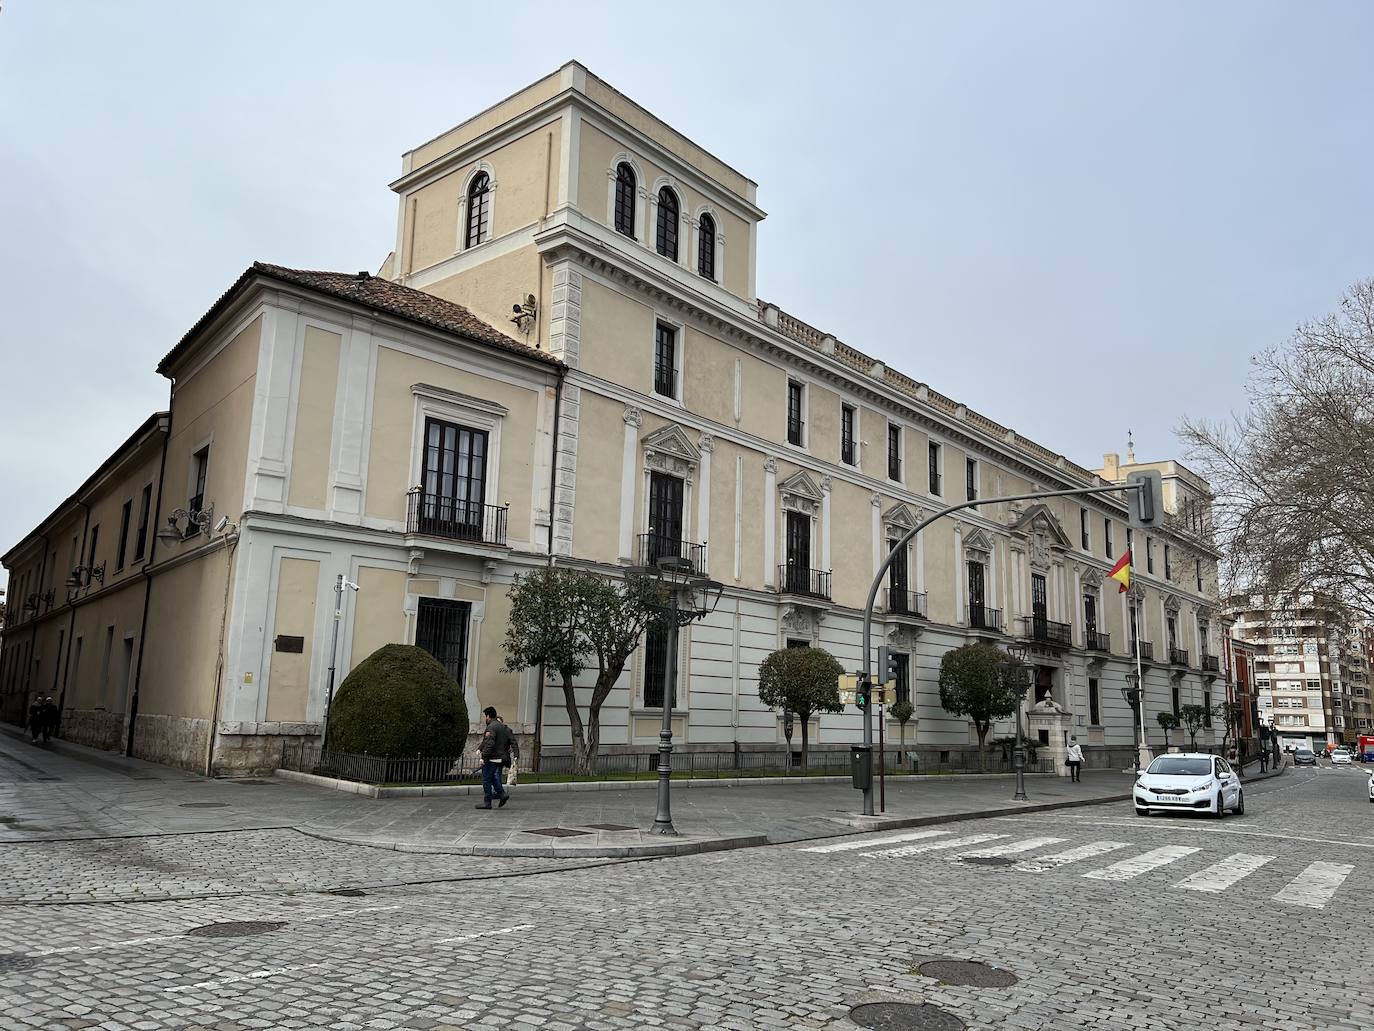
[1295,749,1314,757]
[1146,758,1213,776]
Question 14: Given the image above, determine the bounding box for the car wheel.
[1233,790,1244,816]
[1213,792,1226,819]
[1134,805,1149,817]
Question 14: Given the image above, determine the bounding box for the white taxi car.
[1134,753,1243,818]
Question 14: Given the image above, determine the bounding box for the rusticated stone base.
[61,708,126,753]
[212,721,323,778]
[130,713,212,773]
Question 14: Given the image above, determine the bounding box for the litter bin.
[851,745,872,790]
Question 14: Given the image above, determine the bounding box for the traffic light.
[855,675,869,711]
[1127,470,1164,529]
[884,647,901,686]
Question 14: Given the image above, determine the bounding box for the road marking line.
[435,923,534,945]
[29,934,185,957]
[1014,841,1129,872]
[293,904,402,922]
[1083,845,1201,881]
[1273,862,1354,909]
[1176,853,1274,893]
[992,817,1374,851]
[165,964,327,993]
[955,836,1065,858]
[864,833,1006,858]
[800,829,952,853]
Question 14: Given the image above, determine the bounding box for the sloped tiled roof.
[158,262,562,375]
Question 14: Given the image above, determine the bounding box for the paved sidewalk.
[0,725,1164,860]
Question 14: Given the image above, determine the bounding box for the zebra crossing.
[798,829,1359,909]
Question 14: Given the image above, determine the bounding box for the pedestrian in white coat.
[1066,737,1084,783]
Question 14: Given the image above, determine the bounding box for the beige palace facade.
[1,63,1225,773]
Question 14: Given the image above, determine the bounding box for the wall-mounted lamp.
[157,504,215,544]
[510,293,537,335]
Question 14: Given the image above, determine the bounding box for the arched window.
[655,187,679,260]
[465,172,491,249]
[697,213,716,280]
[614,163,636,237]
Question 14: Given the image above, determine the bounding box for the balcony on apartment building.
[967,604,1004,633]
[1169,646,1190,668]
[885,588,927,619]
[1019,615,1073,649]
[777,564,832,601]
[637,532,707,575]
[1202,653,1221,674]
[406,490,509,547]
[1085,630,1111,653]
[1132,639,1155,663]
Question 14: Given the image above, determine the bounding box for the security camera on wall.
[214,515,230,534]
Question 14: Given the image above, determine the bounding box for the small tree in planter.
[937,643,1019,772]
[757,646,844,770]
[1156,711,1180,751]
[1179,704,1210,750]
[890,700,915,766]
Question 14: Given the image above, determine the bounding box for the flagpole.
[1133,595,1147,771]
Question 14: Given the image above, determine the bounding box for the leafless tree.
[1179,278,1374,617]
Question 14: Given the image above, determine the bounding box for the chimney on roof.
[1102,453,1120,480]
[356,271,370,282]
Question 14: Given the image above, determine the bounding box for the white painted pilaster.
[763,457,777,587]
[697,435,713,559]
[953,526,964,625]
[619,407,642,560]
[733,455,742,581]
[820,475,832,575]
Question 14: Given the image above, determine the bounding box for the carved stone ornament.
[1163,593,1182,614]
[764,456,778,475]
[1080,565,1104,590]
[871,492,882,508]
[820,475,832,493]
[963,526,994,559]
[641,424,699,479]
[780,604,817,637]
[1029,529,1052,571]
[886,624,922,649]
[698,433,715,453]
[884,503,917,531]
[779,470,824,517]
[623,406,643,428]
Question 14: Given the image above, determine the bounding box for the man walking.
[39,696,59,743]
[476,706,513,809]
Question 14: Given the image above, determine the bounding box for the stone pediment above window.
[641,424,699,478]
[1163,593,1182,614]
[1009,503,1072,570]
[779,470,824,516]
[884,503,917,532]
[962,526,994,559]
[1080,565,1104,590]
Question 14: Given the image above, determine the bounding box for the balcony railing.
[654,365,676,399]
[778,564,831,600]
[886,588,927,618]
[637,532,706,574]
[1202,653,1220,673]
[1085,630,1111,652]
[967,605,1003,633]
[1020,616,1072,648]
[406,489,508,546]
[1132,639,1155,662]
[787,419,805,447]
[1169,646,1190,667]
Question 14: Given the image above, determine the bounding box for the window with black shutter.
[133,483,152,561]
[928,441,942,496]
[787,381,804,446]
[654,323,676,398]
[966,457,977,501]
[614,163,636,237]
[841,404,856,465]
[656,187,679,260]
[893,653,910,706]
[1089,677,1100,725]
[887,424,901,481]
[644,623,668,708]
[697,213,716,279]
[116,500,131,571]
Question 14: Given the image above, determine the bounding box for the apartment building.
[0,63,1224,773]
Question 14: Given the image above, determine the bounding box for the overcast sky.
[2,1,1371,591]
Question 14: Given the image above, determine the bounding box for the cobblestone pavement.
[2,758,1371,1029]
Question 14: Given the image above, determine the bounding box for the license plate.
[1154,795,1172,802]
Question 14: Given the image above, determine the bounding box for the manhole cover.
[327,888,367,897]
[226,779,271,786]
[0,954,39,973]
[959,855,1016,867]
[849,1002,965,1029]
[178,802,229,808]
[184,921,287,938]
[523,827,590,837]
[583,823,636,831]
[918,959,1018,987]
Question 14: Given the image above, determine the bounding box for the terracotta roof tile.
[159,262,562,375]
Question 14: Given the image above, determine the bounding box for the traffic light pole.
[858,479,1152,816]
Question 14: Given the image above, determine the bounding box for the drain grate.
[918,959,1018,988]
[522,827,591,837]
[849,1002,965,1029]
[226,779,271,786]
[0,954,39,973]
[959,855,1016,867]
[327,888,368,897]
[185,921,287,938]
[178,802,229,809]
[583,823,636,831]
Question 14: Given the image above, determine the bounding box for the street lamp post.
[1122,672,1143,774]
[632,553,724,836]
[1001,643,1032,802]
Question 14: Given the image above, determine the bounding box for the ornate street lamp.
[630,552,725,835]
[1121,672,1143,773]
[1000,642,1032,801]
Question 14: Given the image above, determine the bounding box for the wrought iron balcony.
[406,489,508,546]
[886,588,927,618]
[967,605,1003,633]
[637,532,706,574]
[1132,639,1155,662]
[777,564,831,600]
[1202,653,1220,673]
[1085,630,1111,652]
[1169,646,1190,667]
[1020,616,1073,648]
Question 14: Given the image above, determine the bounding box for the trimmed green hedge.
[328,643,468,756]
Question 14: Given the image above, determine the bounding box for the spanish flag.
[1108,550,1132,593]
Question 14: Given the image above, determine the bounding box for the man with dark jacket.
[38,696,59,743]
[27,694,44,744]
[476,706,513,809]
